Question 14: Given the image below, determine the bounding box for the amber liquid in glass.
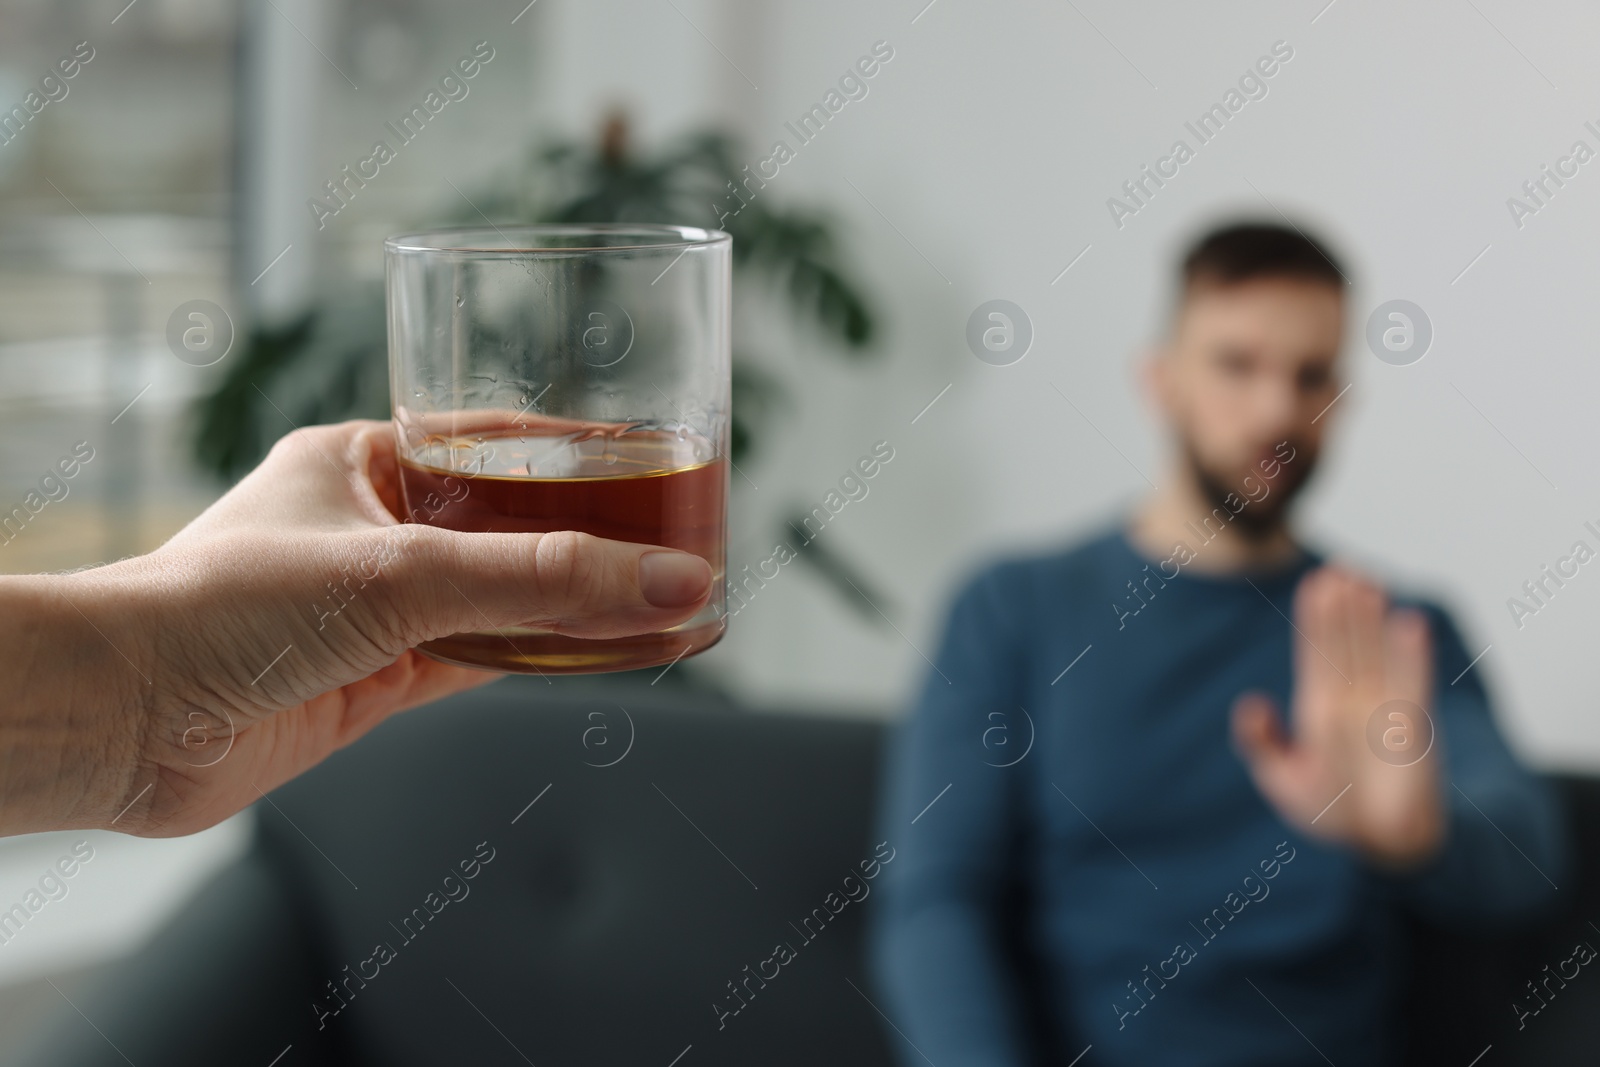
[398,427,727,674]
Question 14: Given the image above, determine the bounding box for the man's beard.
[1183,438,1315,542]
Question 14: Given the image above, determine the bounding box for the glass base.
[415,617,726,676]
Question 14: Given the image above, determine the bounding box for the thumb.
[1230,691,1300,806]
[367,525,715,647]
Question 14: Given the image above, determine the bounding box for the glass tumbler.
[385,224,730,674]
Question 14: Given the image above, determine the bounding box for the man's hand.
[1231,565,1446,869]
[1,420,714,839]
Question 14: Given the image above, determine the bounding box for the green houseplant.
[192,113,890,619]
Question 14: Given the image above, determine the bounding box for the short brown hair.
[1180,221,1346,292]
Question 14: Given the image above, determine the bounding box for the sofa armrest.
[12,846,356,1067]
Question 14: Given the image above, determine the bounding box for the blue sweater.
[869,526,1568,1067]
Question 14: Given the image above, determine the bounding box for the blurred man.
[869,222,1567,1066]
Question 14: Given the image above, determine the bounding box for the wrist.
[0,568,152,836]
[1357,790,1449,873]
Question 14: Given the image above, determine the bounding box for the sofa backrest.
[254,677,1600,1067]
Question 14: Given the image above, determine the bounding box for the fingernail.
[638,551,712,608]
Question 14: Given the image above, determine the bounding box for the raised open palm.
[1231,565,1446,868]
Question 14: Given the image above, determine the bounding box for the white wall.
[539,0,1600,770]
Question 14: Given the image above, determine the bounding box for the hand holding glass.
[385,225,730,674]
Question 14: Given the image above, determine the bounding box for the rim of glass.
[385,223,729,255]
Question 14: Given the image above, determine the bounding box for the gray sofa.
[13,676,1600,1065]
